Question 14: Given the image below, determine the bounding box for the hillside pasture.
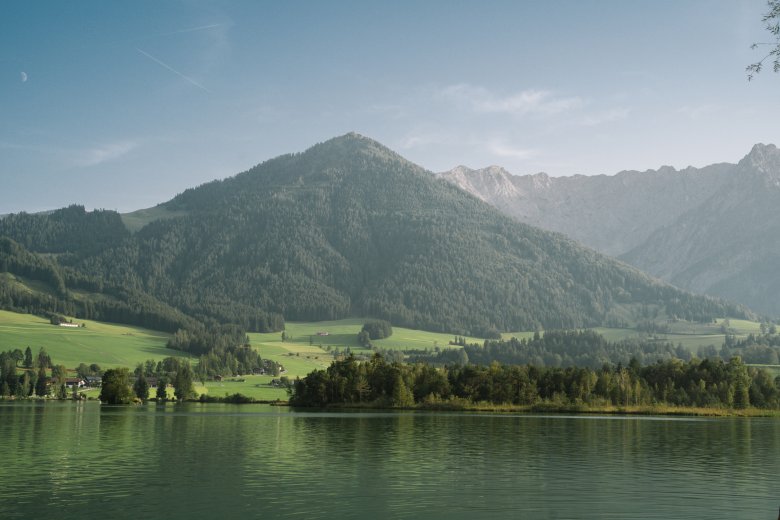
[0,310,186,368]
[199,377,289,401]
[250,319,485,363]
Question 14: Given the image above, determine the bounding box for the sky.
[1,0,779,213]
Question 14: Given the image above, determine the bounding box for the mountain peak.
[310,132,409,164]
[739,143,780,179]
[319,132,386,150]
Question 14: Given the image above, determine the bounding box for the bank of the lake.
[314,400,780,417]
[1,401,779,520]
[7,395,780,418]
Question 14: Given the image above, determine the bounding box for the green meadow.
[198,377,288,401]
[81,376,290,401]
[248,318,488,381]
[0,310,189,368]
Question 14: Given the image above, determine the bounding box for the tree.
[23,347,33,368]
[173,362,195,401]
[0,356,18,396]
[391,373,415,407]
[10,349,23,367]
[76,363,91,379]
[728,356,752,409]
[361,320,393,340]
[36,347,51,369]
[748,0,780,80]
[156,376,168,401]
[35,366,48,397]
[133,371,149,401]
[27,370,37,397]
[51,364,68,398]
[99,368,133,404]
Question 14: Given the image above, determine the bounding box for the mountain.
[437,162,735,257]
[0,134,747,335]
[621,144,780,316]
[438,144,780,317]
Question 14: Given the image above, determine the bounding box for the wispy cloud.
[441,84,583,117]
[488,140,537,159]
[136,48,211,93]
[3,139,140,170]
[398,131,450,149]
[78,140,138,167]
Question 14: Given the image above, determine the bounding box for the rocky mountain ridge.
[438,144,780,316]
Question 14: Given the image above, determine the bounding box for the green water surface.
[1,402,778,519]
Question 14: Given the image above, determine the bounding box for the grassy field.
[249,319,486,373]
[78,376,289,401]
[0,310,189,368]
[199,377,288,401]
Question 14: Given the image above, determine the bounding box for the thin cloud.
[488,141,537,159]
[136,48,211,93]
[78,140,138,167]
[398,131,450,149]
[441,84,583,117]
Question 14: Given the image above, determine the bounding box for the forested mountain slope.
[0,237,196,332]
[67,133,745,335]
[0,205,129,260]
[438,144,780,317]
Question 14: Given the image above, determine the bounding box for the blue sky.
[1,0,778,213]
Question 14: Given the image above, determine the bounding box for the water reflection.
[0,403,778,519]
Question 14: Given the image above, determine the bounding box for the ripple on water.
[1,403,779,519]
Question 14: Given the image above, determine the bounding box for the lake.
[1,402,778,519]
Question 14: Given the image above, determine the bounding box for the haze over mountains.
[437,144,780,317]
[0,134,746,336]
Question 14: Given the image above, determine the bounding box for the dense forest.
[0,205,129,260]
[0,237,198,332]
[409,330,690,368]
[290,353,779,410]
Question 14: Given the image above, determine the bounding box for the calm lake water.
[1,402,778,520]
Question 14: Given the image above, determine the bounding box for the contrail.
[162,23,225,36]
[136,47,211,93]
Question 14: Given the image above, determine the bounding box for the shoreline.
[5,396,779,417]
[287,401,780,417]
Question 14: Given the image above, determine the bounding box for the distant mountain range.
[437,144,780,317]
[0,134,748,335]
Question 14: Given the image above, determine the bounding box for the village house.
[83,375,102,387]
[61,377,85,389]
